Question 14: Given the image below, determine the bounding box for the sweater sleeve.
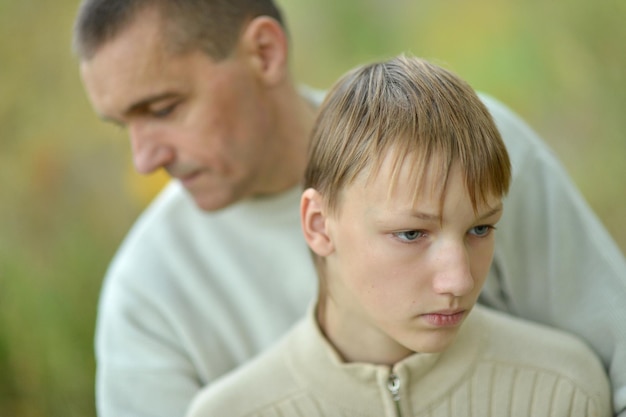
[95,183,208,417]
[96,269,202,417]
[479,93,626,416]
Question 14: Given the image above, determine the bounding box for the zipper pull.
[387,373,401,401]
[387,373,402,417]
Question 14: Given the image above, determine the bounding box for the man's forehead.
[79,24,185,120]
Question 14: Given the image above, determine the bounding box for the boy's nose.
[432,242,475,297]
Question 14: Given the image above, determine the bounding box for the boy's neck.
[316,299,414,366]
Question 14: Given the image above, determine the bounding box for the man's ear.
[301,188,334,257]
[239,16,288,86]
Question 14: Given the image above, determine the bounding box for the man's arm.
[94,183,212,417]
[479,93,626,416]
[96,274,201,417]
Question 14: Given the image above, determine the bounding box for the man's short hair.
[304,54,511,216]
[73,0,285,60]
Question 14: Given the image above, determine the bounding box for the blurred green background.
[0,0,624,416]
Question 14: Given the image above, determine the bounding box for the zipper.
[386,373,403,417]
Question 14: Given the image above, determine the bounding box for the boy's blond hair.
[304,55,511,217]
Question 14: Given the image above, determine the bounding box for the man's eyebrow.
[99,92,179,126]
[122,92,179,116]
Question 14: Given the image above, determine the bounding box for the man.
[74,1,626,416]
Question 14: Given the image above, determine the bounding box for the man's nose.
[432,242,475,297]
[129,123,174,174]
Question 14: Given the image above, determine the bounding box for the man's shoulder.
[98,182,314,343]
[106,182,303,284]
[121,181,202,245]
[477,92,561,177]
[102,182,203,288]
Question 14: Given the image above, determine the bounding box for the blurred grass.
[0,0,624,416]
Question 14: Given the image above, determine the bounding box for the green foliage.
[0,0,624,416]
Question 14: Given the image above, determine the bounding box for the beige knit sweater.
[187,305,611,417]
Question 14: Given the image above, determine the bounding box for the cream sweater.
[187,305,611,417]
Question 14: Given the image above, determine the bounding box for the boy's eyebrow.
[407,204,503,222]
[409,211,441,222]
[477,204,503,221]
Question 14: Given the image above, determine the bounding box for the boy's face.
[318,154,503,364]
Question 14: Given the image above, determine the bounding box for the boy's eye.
[469,225,493,237]
[394,230,425,242]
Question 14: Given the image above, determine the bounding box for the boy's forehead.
[339,149,447,205]
[364,148,445,194]
[338,157,502,219]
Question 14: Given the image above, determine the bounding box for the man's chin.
[186,188,239,212]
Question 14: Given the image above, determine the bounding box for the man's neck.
[260,81,318,193]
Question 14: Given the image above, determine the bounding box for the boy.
[186,55,610,417]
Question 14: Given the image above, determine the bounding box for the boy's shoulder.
[474,305,599,365]
[470,305,610,409]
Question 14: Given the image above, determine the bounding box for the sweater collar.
[287,305,486,414]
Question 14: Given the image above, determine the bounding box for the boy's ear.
[239,16,288,86]
[301,188,334,257]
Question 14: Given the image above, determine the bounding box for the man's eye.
[469,225,494,237]
[394,230,425,242]
[151,104,176,118]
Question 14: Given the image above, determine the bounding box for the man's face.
[322,155,503,363]
[80,11,278,210]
